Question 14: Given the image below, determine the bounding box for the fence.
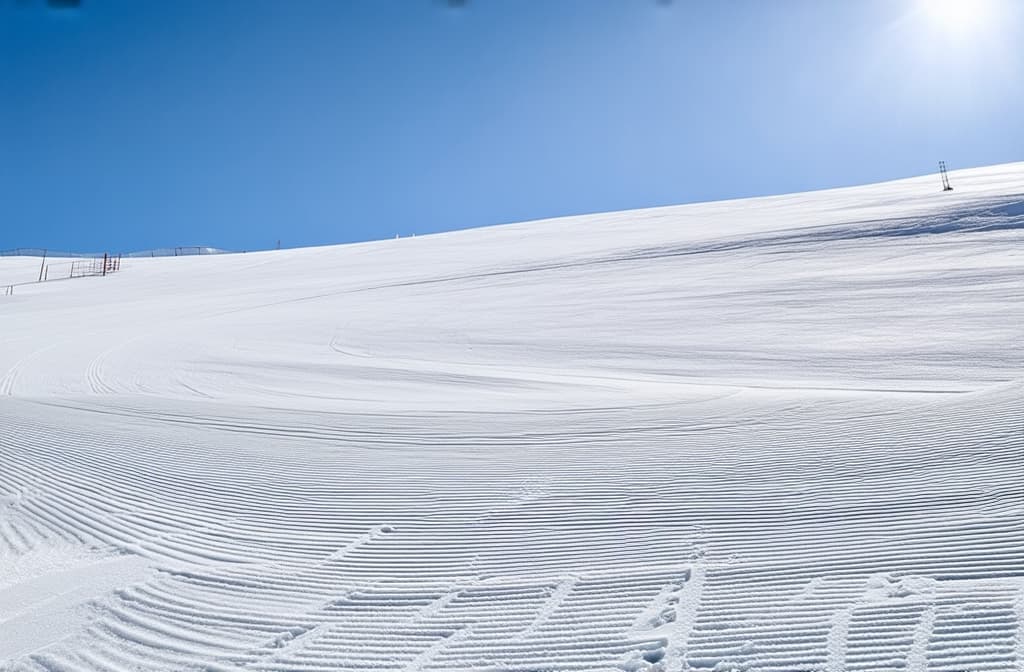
[2,253,122,295]
[1,244,246,297]
[2,244,244,296]
[0,247,92,258]
[43,254,121,281]
[2,247,231,258]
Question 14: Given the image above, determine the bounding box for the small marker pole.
[939,161,953,192]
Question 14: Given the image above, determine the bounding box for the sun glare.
[919,0,995,37]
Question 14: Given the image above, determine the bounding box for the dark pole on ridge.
[939,161,954,192]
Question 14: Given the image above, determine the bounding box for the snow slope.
[1,163,1022,671]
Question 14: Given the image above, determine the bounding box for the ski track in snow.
[1,164,1023,671]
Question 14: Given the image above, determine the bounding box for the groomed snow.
[1,163,1022,671]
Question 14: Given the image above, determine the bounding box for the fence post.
[38,249,47,282]
[102,253,108,276]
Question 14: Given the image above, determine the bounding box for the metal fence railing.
[2,246,232,258]
[2,245,241,295]
[43,254,121,281]
[0,247,94,258]
[2,253,122,295]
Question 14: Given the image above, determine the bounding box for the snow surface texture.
[1,163,1022,671]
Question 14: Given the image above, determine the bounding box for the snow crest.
[1,164,1022,671]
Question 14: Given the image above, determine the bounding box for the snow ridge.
[0,163,1022,671]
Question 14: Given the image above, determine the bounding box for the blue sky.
[2,0,1022,253]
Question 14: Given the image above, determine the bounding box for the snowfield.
[1,163,1022,671]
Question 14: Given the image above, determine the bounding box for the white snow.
[1,163,1022,671]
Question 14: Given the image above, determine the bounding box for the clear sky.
[2,0,1022,253]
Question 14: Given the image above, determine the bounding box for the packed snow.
[1,163,1022,671]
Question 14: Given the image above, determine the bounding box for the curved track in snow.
[1,164,1022,671]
